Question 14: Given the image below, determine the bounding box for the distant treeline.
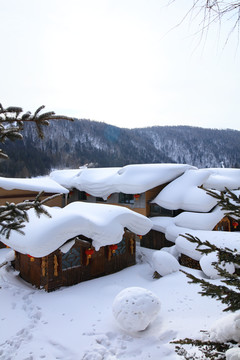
[1,120,239,177]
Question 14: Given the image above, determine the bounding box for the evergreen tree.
[173,188,240,359]
[0,103,73,238]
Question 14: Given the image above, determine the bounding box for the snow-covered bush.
[152,250,180,277]
[200,252,235,280]
[112,287,161,332]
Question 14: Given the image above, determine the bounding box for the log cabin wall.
[213,216,231,232]
[43,251,63,292]
[14,252,42,289]
[140,229,172,250]
[60,231,136,289]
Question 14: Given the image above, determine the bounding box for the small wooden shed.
[13,231,136,292]
[3,201,152,291]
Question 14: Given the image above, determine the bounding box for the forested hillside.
[1,119,239,177]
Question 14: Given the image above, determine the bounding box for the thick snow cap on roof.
[153,168,240,212]
[2,202,152,257]
[202,168,240,191]
[150,206,225,243]
[0,176,69,194]
[50,164,195,199]
[152,169,218,212]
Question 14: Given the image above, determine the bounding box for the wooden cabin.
[4,201,151,291]
[179,216,239,270]
[13,230,136,292]
[50,165,240,259]
[141,214,238,253]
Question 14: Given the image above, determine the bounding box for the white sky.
[0,0,239,130]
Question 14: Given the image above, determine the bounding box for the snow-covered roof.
[202,168,240,191]
[50,164,195,199]
[2,202,152,257]
[0,176,69,194]
[150,206,226,243]
[152,168,240,212]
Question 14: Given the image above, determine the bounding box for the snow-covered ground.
[0,245,226,360]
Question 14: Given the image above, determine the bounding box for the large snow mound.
[152,251,180,277]
[112,287,161,332]
[1,202,152,256]
[200,252,235,280]
[51,163,195,199]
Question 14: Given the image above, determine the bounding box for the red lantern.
[85,248,94,258]
[109,244,118,253]
[137,235,142,239]
[134,194,140,199]
[86,193,91,197]
[27,254,35,262]
[232,221,239,229]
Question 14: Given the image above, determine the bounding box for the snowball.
[226,348,240,360]
[112,287,161,332]
[152,251,180,277]
[209,312,240,343]
[200,252,235,280]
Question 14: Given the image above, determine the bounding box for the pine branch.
[205,187,240,219]
[181,269,240,311]
[0,104,74,158]
[172,337,237,360]
[0,192,60,239]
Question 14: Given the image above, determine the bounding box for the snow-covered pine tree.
[173,187,240,359]
[0,104,74,238]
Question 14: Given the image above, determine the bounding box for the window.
[119,193,134,204]
[96,197,106,202]
[62,248,81,270]
[112,238,126,256]
[150,204,181,217]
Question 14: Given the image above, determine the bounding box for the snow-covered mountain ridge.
[1,119,240,177]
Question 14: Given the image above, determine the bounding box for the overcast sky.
[0,0,239,130]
